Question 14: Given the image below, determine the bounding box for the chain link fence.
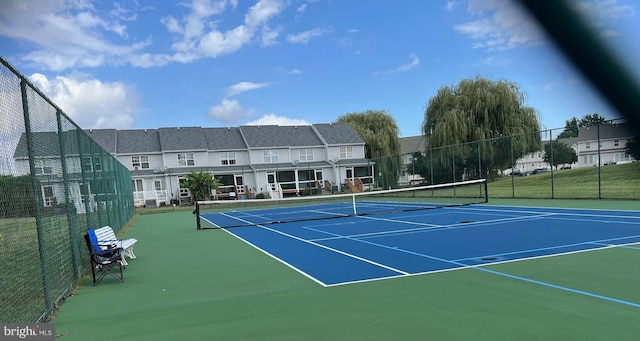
[373,118,637,199]
[0,57,135,323]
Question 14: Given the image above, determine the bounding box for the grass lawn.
[489,162,640,199]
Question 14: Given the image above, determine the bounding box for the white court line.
[310,212,557,242]
[219,212,410,278]
[326,241,640,287]
[456,205,640,219]
[207,205,640,287]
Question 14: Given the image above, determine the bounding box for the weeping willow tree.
[422,76,541,180]
[337,110,401,188]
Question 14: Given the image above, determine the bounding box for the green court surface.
[51,199,640,340]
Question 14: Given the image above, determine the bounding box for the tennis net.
[195,178,487,229]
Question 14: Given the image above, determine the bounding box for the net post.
[194,201,201,230]
[483,179,489,203]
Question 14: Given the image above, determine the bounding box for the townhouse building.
[13,123,374,210]
[399,122,635,178]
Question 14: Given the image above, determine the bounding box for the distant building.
[13,123,374,209]
[512,123,634,173]
[398,135,428,185]
[399,122,635,180]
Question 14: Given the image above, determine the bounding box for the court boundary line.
[217,213,411,282]
[459,204,640,218]
[201,215,327,286]
[453,234,640,262]
[324,235,640,308]
[205,205,640,309]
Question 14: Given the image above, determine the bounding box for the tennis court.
[51,197,640,340]
[202,200,640,297]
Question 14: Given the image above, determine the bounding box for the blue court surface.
[201,205,640,286]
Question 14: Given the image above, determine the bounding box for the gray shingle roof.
[400,135,428,154]
[312,123,365,145]
[14,130,89,158]
[239,125,324,148]
[577,123,633,141]
[114,129,161,154]
[158,127,208,151]
[16,124,367,157]
[203,127,247,150]
[85,129,117,153]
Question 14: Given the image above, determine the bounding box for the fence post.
[549,129,555,199]
[21,78,53,316]
[597,121,602,199]
[510,136,515,198]
[56,110,81,280]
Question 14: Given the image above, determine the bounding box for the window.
[93,157,102,171]
[299,149,313,162]
[263,150,278,163]
[82,157,93,171]
[132,155,150,169]
[43,185,54,207]
[154,180,165,191]
[177,153,195,167]
[132,179,144,191]
[585,142,591,149]
[34,159,52,175]
[216,174,235,186]
[614,139,619,147]
[220,152,236,165]
[339,146,353,159]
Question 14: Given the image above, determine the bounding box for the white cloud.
[0,0,289,71]
[0,0,151,71]
[288,68,303,75]
[396,53,420,72]
[454,0,544,50]
[165,0,288,61]
[245,114,310,126]
[287,27,329,44]
[244,0,286,28]
[227,82,270,96]
[260,25,280,46]
[207,98,255,123]
[373,53,420,75]
[198,25,252,57]
[28,73,139,129]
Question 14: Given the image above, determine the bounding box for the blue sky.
[1,0,638,137]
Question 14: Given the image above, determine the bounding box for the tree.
[180,171,221,202]
[580,113,607,126]
[422,76,541,179]
[543,141,578,169]
[625,139,640,160]
[557,117,579,138]
[337,110,401,159]
[557,113,608,138]
[337,110,402,188]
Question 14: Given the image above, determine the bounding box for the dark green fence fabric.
[373,118,636,200]
[0,57,135,323]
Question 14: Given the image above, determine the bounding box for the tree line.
[338,76,637,184]
[181,75,637,197]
